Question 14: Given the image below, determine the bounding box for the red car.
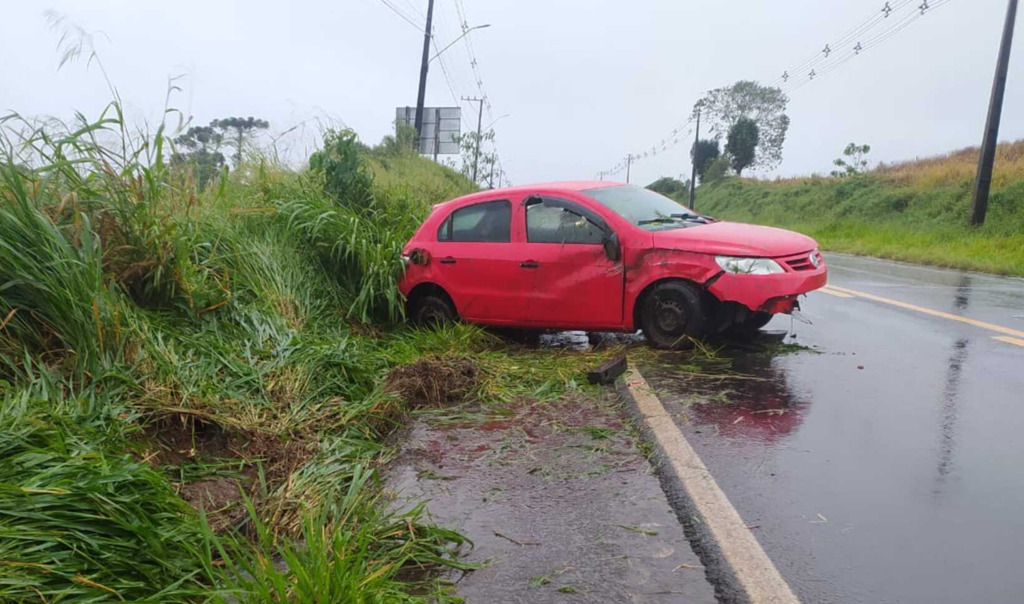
[399,182,827,348]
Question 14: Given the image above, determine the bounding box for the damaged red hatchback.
[399,182,827,348]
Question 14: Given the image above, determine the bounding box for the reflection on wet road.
[642,253,1024,604]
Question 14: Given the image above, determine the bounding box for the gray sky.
[2,0,1021,186]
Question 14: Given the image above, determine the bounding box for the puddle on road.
[643,332,815,443]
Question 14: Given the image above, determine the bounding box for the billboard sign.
[396,106,462,156]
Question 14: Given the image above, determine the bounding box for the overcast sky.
[2,0,1021,186]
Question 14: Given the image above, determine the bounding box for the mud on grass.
[138,411,318,532]
[386,356,480,409]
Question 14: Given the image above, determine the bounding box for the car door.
[433,198,528,324]
[520,195,625,329]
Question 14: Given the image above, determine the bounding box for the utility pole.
[625,154,633,184]
[971,0,1018,227]
[413,0,436,153]
[463,96,484,182]
[689,107,701,210]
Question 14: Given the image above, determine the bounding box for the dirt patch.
[138,411,316,530]
[386,356,479,408]
[178,478,248,531]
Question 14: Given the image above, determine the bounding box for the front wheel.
[640,281,708,349]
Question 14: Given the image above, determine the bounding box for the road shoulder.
[386,389,717,603]
[618,366,799,604]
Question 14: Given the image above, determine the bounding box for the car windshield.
[582,185,713,231]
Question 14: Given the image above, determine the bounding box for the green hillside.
[694,141,1024,276]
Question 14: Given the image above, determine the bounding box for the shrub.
[703,156,732,184]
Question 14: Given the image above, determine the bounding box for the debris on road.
[587,353,628,384]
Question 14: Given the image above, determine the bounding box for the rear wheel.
[410,293,457,325]
[640,281,707,349]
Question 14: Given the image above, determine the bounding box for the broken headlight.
[715,256,785,275]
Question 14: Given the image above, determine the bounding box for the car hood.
[650,221,817,257]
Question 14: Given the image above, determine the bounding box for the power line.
[595,0,958,180]
[377,0,422,31]
[783,0,955,92]
[447,0,508,179]
[770,0,919,87]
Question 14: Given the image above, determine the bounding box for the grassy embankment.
[695,141,1024,276]
[0,106,623,602]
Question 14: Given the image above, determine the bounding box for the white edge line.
[624,367,800,604]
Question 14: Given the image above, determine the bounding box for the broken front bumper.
[706,261,828,313]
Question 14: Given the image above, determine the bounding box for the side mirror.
[603,232,621,262]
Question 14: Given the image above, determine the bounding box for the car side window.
[444,200,511,243]
[526,198,606,244]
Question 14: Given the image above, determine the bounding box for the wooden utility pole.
[970,0,1018,226]
[413,0,436,152]
[626,154,634,184]
[689,107,701,210]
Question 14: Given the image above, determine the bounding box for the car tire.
[410,293,457,325]
[640,281,708,349]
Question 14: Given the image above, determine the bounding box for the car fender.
[623,248,722,330]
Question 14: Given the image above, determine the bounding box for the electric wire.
[377,0,422,31]
[596,0,957,179]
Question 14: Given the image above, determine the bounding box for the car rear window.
[439,200,511,243]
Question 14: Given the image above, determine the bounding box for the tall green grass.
[0,95,637,601]
[0,102,485,601]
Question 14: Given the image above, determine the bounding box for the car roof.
[432,181,625,210]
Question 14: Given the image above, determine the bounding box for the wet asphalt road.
[643,253,1024,604]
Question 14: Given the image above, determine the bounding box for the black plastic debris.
[588,354,627,385]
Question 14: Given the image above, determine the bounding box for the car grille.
[780,251,818,272]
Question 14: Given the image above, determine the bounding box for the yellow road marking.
[826,284,1024,339]
[624,368,799,604]
[818,286,854,298]
[994,336,1024,348]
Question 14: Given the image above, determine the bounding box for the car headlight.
[715,256,785,275]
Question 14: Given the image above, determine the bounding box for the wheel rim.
[653,296,688,335]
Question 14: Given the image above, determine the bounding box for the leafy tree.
[703,156,732,184]
[691,139,721,183]
[694,81,790,171]
[172,126,225,189]
[454,128,496,186]
[831,143,872,177]
[210,116,269,166]
[725,118,759,176]
[647,177,690,200]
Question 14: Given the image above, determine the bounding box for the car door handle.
[520,260,540,269]
[439,257,457,265]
